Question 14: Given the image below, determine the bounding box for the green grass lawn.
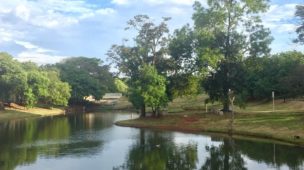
[117,111,304,146]
[116,95,304,146]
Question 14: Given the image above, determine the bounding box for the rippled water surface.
[0,112,303,170]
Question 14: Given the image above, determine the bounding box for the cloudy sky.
[0,0,303,65]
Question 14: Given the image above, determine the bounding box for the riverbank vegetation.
[0,53,71,108]
[116,111,304,146]
[116,95,304,145]
[0,53,116,116]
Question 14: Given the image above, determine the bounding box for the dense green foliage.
[108,15,200,116]
[167,24,201,99]
[114,78,128,94]
[128,65,168,117]
[0,54,115,108]
[0,53,27,105]
[245,51,304,100]
[55,57,115,103]
[108,15,173,116]
[192,0,272,111]
[137,65,168,116]
[0,53,71,107]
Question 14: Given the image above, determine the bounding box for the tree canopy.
[0,53,71,107]
[108,15,200,116]
[55,57,115,103]
[192,0,272,111]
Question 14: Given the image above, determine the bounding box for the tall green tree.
[193,0,272,111]
[167,24,201,99]
[137,65,168,117]
[44,70,71,106]
[108,15,171,116]
[56,57,115,103]
[22,62,71,107]
[0,53,71,107]
[108,15,170,77]
[246,51,304,100]
[0,53,27,104]
[280,65,304,99]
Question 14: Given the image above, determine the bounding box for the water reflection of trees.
[201,139,247,170]
[201,137,304,170]
[0,114,108,170]
[236,140,304,170]
[1,114,304,170]
[118,132,304,170]
[116,130,198,170]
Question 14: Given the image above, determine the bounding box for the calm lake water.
[0,112,303,170]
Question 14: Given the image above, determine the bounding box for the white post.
[228,89,235,134]
[272,91,275,112]
[205,104,208,113]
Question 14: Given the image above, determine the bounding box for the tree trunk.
[140,129,145,145]
[0,101,4,111]
[151,107,156,117]
[222,86,230,112]
[156,107,162,117]
[223,100,230,112]
[223,140,230,170]
[140,104,146,117]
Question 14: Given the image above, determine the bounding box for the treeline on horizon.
[1,50,303,109]
[1,1,304,112]
[0,53,116,108]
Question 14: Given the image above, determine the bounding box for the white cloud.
[16,51,67,65]
[14,40,54,53]
[111,0,198,6]
[96,8,116,15]
[0,26,25,43]
[111,0,130,5]
[0,0,116,29]
[0,7,11,14]
[165,7,186,15]
[32,13,79,28]
[15,4,31,21]
[0,28,13,42]
[262,3,297,33]
[146,0,195,6]
[13,40,63,65]
[277,24,297,33]
[15,40,39,49]
[169,0,195,6]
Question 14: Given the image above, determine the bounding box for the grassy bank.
[0,107,65,122]
[116,112,304,146]
[116,95,304,146]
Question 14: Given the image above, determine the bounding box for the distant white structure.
[102,93,122,99]
[84,93,122,105]
[84,95,96,102]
